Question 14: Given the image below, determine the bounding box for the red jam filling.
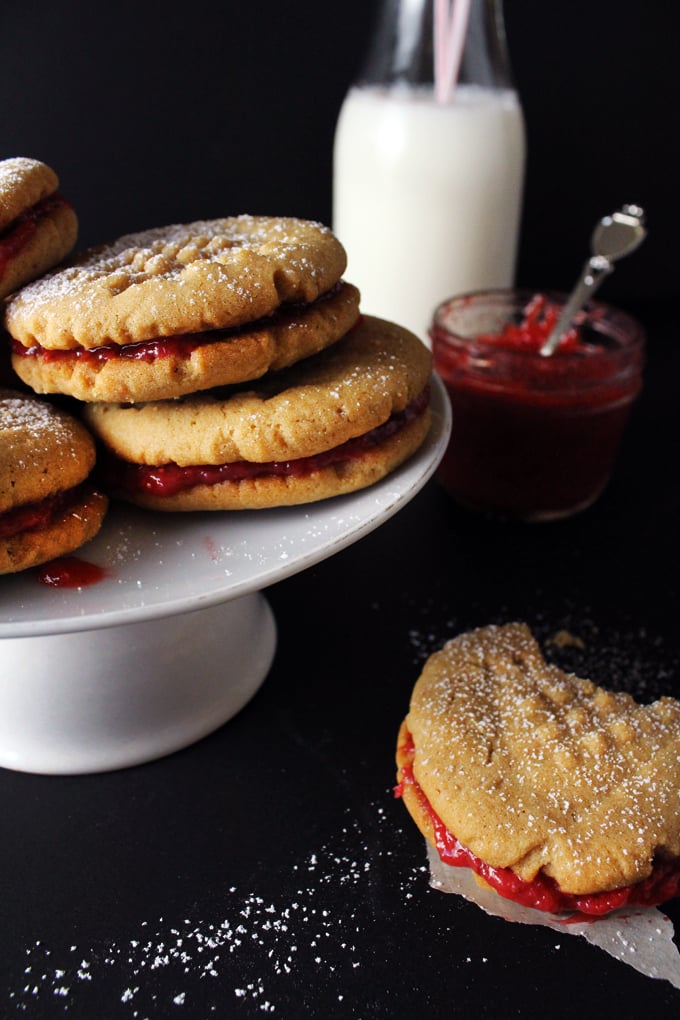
[102,385,430,497]
[12,331,213,365]
[431,293,643,518]
[11,282,346,364]
[0,486,87,541]
[0,193,73,279]
[38,556,108,588]
[396,731,680,917]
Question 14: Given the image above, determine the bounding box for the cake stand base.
[0,592,276,775]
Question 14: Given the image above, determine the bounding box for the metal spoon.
[539,204,647,357]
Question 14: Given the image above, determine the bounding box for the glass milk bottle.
[332,0,526,342]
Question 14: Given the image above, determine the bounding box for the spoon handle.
[539,255,614,357]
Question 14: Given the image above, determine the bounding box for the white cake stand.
[0,376,450,775]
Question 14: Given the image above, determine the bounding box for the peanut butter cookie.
[0,389,108,573]
[10,281,360,403]
[0,157,77,300]
[6,214,349,402]
[6,215,346,349]
[396,623,680,914]
[84,315,432,510]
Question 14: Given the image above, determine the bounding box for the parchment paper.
[427,844,680,989]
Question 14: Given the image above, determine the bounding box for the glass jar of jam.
[430,289,645,521]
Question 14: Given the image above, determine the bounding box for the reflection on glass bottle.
[333,0,526,342]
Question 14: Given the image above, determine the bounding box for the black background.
[2,3,680,1018]
[1,0,678,302]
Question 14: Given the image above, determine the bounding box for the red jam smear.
[0,193,73,279]
[38,556,108,588]
[103,385,430,497]
[0,487,80,540]
[0,491,107,587]
[396,731,680,917]
[431,294,643,519]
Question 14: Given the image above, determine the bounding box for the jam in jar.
[430,289,645,520]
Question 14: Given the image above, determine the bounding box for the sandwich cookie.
[83,315,432,511]
[0,389,108,574]
[6,215,352,402]
[396,623,680,916]
[0,157,78,300]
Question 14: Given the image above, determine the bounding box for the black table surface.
[1,299,678,1019]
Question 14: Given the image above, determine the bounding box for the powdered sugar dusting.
[0,157,57,229]
[0,391,89,508]
[0,391,73,440]
[0,156,48,187]
[6,216,336,314]
[4,213,347,351]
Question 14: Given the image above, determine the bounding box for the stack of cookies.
[5,212,432,513]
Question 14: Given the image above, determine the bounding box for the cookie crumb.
[547,629,585,650]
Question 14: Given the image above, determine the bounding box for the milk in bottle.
[332,0,525,342]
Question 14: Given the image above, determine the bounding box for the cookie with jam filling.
[396,623,680,916]
[6,215,354,403]
[0,157,77,300]
[83,315,432,511]
[0,388,107,574]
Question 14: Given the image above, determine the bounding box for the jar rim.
[431,288,646,358]
[430,288,645,400]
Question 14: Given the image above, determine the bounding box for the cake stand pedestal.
[0,376,450,774]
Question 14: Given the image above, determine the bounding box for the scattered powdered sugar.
[4,804,425,1017]
[404,595,679,705]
